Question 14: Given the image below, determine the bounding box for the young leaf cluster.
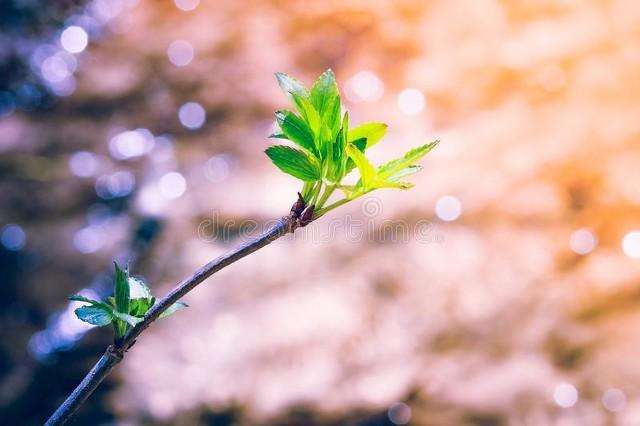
[70,263,187,339]
[267,69,438,217]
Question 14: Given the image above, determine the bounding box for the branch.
[46,207,303,425]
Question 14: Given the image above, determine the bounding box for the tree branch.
[46,210,301,425]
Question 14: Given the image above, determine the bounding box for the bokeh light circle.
[1,224,26,251]
[167,40,194,67]
[602,388,626,412]
[554,383,578,408]
[435,195,462,222]
[388,402,411,425]
[69,151,99,177]
[204,155,231,183]
[345,70,384,103]
[397,88,425,115]
[569,228,597,255]
[174,0,200,11]
[159,172,187,199]
[178,102,206,130]
[622,231,640,259]
[60,26,89,54]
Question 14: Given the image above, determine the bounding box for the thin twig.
[316,184,335,208]
[46,209,302,425]
[315,197,350,217]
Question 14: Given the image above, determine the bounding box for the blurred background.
[1,0,640,424]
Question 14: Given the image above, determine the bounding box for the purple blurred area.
[2,0,640,424]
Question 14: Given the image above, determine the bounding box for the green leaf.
[159,301,188,319]
[325,95,342,137]
[275,110,317,155]
[387,165,423,181]
[265,145,321,181]
[269,132,286,139]
[301,181,315,201]
[126,277,155,316]
[275,72,309,98]
[291,93,320,136]
[113,311,143,327]
[351,137,367,152]
[129,299,145,317]
[318,122,332,163]
[328,112,349,182]
[129,298,152,316]
[377,180,415,190]
[114,262,130,315]
[113,262,132,339]
[345,137,367,173]
[325,112,349,183]
[346,143,376,189]
[69,294,98,304]
[348,122,388,148]
[69,294,113,311]
[75,305,113,326]
[341,112,349,154]
[310,69,339,121]
[377,141,438,179]
[128,277,153,301]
